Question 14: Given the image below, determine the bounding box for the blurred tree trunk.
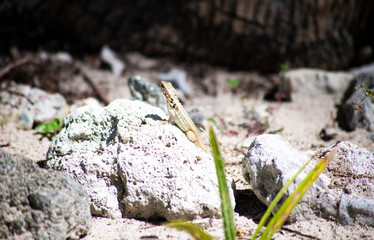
[1,0,373,72]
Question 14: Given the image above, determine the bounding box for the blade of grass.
[209,127,236,240]
[260,148,338,239]
[251,154,314,240]
[167,220,214,240]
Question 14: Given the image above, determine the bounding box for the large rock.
[285,68,353,99]
[337,72,374,134]
[242,134,374,226]
[0,150,92,240]
[0,82,68,129]
[46,99,234,220]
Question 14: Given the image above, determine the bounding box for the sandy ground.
[1,54,373,239]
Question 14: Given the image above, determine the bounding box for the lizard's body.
[160,81,209,153]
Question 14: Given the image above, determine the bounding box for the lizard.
[160,81,209,153]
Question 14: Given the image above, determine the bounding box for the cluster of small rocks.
[1,64,374,239]
[0,81,68,129]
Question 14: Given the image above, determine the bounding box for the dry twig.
[0,55,33,79]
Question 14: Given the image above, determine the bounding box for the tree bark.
[1,0,373,72]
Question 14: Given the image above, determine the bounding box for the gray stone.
[323,141,374,226]
[350,61,374,76]
[242,134,374,226]
[242,134,313,208]
[187,108,206,130]
[0,82,69,129]
[158,69,192,96]
[128,75,167,112]
[46,99,234,220]
[337,73,374,132]
[0,150,92,240]
[100,45,125,76]
[128,75,206,128]
[285,68,353,99]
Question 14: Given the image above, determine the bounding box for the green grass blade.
[251,155,314,240]
[167,220,214,240]
[209,127,236,240]
[260,148,338,239]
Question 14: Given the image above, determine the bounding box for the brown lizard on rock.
[160,81,209,153]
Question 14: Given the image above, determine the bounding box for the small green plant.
[226,79,240,88]
[280,63,289,74]
[34,118,63,141]
[364,87,374,97]
[209,127,236,240]
[206,118,221,131]
[167,220,213,240]
[268,128,284,134]
[168,129,337,240]
[167,127,236,240]
[352,83,373,110]
[278,63,290,84]
[272,63,291,102]
[252,148,337,239]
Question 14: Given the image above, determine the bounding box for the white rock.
[350,61,374,75]
[285,68,353,98]
[47,99,235,220]
[69,97,103,113]
[100,45,125,76]
[55,52,73,63]
[242,134,313,205]
[0,82,68,129]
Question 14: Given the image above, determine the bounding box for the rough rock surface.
[0,150,92,240]
[242,134,374,226]
[337,72,374,134]
[323,141,374,226]
[0,82,68,129]
[46,99,234,220]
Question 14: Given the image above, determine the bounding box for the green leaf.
[227,79,240,88]
[268,128,283,134]
[280,63,289,72]
[206,118,221,131]
[34,118,63,141]
[209,127,236,240]
[364,87,374,97]
[167,220,213,240]
[50,118,61,129]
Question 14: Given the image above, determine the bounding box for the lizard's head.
[160,81,176,96]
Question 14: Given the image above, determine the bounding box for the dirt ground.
[1,52,373,239]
